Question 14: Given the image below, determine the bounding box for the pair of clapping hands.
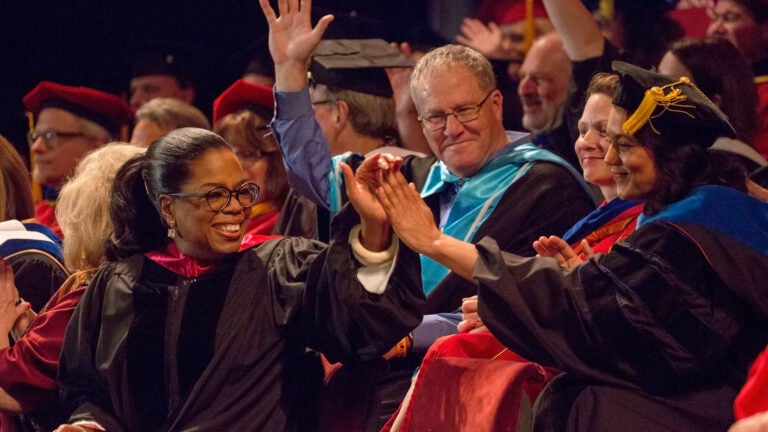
[340,153,443,257]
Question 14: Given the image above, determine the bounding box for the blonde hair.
[0,134,34,221]
[136,97,211,131]
[56,142,145,270]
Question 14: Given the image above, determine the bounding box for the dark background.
[0,0,443,162]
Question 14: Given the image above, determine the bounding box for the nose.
[129,92,144,109]
[517,76,536,97]
[582,128,602,148]
[604,142,619,166]
[29,135,47,154]
[707,18,725,36]
[443,113,464,136]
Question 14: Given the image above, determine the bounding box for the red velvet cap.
[23,81,134,137]
[212,79,274,124]
[477,0,548,25]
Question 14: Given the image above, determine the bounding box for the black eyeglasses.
[28,129,87,149]
[168,182,260,211]
[418,90,495,131]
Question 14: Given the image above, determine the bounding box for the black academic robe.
[58,218,424,432]
[476,189,768,431]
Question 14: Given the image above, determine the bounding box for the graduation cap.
[23,81,134,138]
[611,61,735,143]
[212,79,274,124]
[309,39,415,98]
[131,49,195,88]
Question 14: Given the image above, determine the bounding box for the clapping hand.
[0,259,31,349]
[457,295,488,333]
[375,164,442,256]
[341,153,403,251]
[533,236,594,269]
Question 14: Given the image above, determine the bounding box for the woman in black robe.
[375,62,768,431]
[54,128,424,432]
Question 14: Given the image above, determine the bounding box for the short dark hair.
[636,126,748,215]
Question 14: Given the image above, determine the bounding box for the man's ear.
[334,99,350,126]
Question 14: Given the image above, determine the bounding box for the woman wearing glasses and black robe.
[54,128,424,432]
[375,62,768,431]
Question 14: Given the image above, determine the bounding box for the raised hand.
[455,18,507,60]
[259,0,334,91]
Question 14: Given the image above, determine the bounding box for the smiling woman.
[54,127,426,432]
[375,61,768,431]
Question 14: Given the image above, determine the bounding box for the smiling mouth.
[214,223,243,237]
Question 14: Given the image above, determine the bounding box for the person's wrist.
[360,220,391,252]
[274,62,310,92]
[349,224,397,266]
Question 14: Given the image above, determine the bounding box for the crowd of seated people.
[0,0,767,431]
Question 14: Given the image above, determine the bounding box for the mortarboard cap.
[23,81,134,138]
[212,79,274,124]
[611,61,735,143]
[131,49,195,88]
[477,0,548,25]
[309,39,415,98]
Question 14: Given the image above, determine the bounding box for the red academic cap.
[212,79,274,125]
[23,81,134,137]
[477,0,548,25]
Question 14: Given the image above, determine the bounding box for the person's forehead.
[130,75,182,89]
[37,106,82,126]
[414,68,484,101]
[713,0,752,14]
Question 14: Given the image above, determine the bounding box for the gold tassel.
[523,0,535,53]
[599,0,614,22]
[622,77,696,136]
[25,111,42,203]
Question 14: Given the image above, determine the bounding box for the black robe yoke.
[58,222,424,432]
[476,221,768,431]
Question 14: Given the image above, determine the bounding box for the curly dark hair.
[636,125,749,215]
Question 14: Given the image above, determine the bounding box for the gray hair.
[410,44,496,99]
